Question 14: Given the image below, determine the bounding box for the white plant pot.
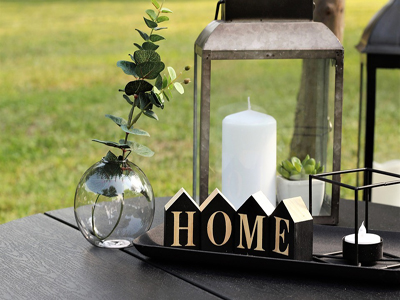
[276,176,325,216]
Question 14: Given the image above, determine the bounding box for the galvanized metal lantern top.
[193,0,344,225]
[195,21,343,59]
[195,0,343,59]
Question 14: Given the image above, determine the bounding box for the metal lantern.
[356,0,400,189]
[192,0,344,224]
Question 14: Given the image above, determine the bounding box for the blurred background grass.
[0,0,398,223]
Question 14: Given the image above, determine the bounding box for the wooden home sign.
[164,188,313,261]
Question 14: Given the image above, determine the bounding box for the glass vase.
[74,156,154,248]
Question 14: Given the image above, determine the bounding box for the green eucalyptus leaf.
[153,85,161,97]
[105,114,127,127]
[149,34,165,42]
[155,74,162,90]
[162,74,169,89]
[163,89,172,101]
[143,110,159,120]
[134,50,161,63]
[161,7,173,13]
[126,140,155,157]
[138,92,152,110]
[146,9,157,21]
[134,95,140,108]
[92,139,130,149]
[129,53,135,61]
[134,43,143,50]
[144,17,157,29]
[136,61,165,79]
[174,82,184,94]
[125,80,153,95]
[117,60,138,77]
[168,66,176,80]
[142,41,159,51]
[151,0,160,9]
[149,91,164,108]
[135,29,149,41]
[156,16,169,23]
[154,27,167,31]
[120,124,150,137]
[104,150,118,162]
[123,94,133,105]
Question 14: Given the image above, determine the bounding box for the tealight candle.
[222,97,276,209]
[344,222,381,244]
[342,221,383,265]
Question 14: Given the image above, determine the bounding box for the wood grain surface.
[0,213,219,300]
[42,197,400,299]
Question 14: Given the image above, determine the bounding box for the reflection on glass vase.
[74,154,154,248]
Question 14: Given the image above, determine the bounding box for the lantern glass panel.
[201,58,336,216]
[371,69,400,164]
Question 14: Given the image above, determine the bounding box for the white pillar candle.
[344,222,381,244]
[222,98,276,209]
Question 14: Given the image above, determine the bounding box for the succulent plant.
[277,155,324,180]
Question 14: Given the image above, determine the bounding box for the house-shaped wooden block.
[234,191,275,257]
[269,197,313,261]
[200,188,236,253]
[164,188,200,249]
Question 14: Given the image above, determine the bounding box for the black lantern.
[192,0,344,224]
[356,0,400,192]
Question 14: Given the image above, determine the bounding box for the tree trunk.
[289,0,345,164]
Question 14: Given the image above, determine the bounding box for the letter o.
[207,211,232,246]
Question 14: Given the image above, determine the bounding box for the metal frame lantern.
[356,0,400,191]
[192,0,344,224]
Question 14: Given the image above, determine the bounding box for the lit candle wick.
[359,221,366,238]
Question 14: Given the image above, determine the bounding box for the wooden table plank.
[45,198,400,299]
[0,214,220,300]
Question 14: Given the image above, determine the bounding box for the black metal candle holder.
[310,168,400,266]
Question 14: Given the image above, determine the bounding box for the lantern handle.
[215,0,226,20]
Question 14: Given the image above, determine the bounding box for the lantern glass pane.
[204,58,336,216]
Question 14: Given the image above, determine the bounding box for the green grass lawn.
[0,0,399,224]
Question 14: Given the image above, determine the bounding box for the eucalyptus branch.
[162,69,190,92]
[95,0,189,159]
[149,0,164,36]
[127,103,135,125]
[129,111,144,128]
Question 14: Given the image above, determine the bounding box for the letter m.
[237,214,265,251]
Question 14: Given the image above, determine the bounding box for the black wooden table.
[1,198,399,299]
